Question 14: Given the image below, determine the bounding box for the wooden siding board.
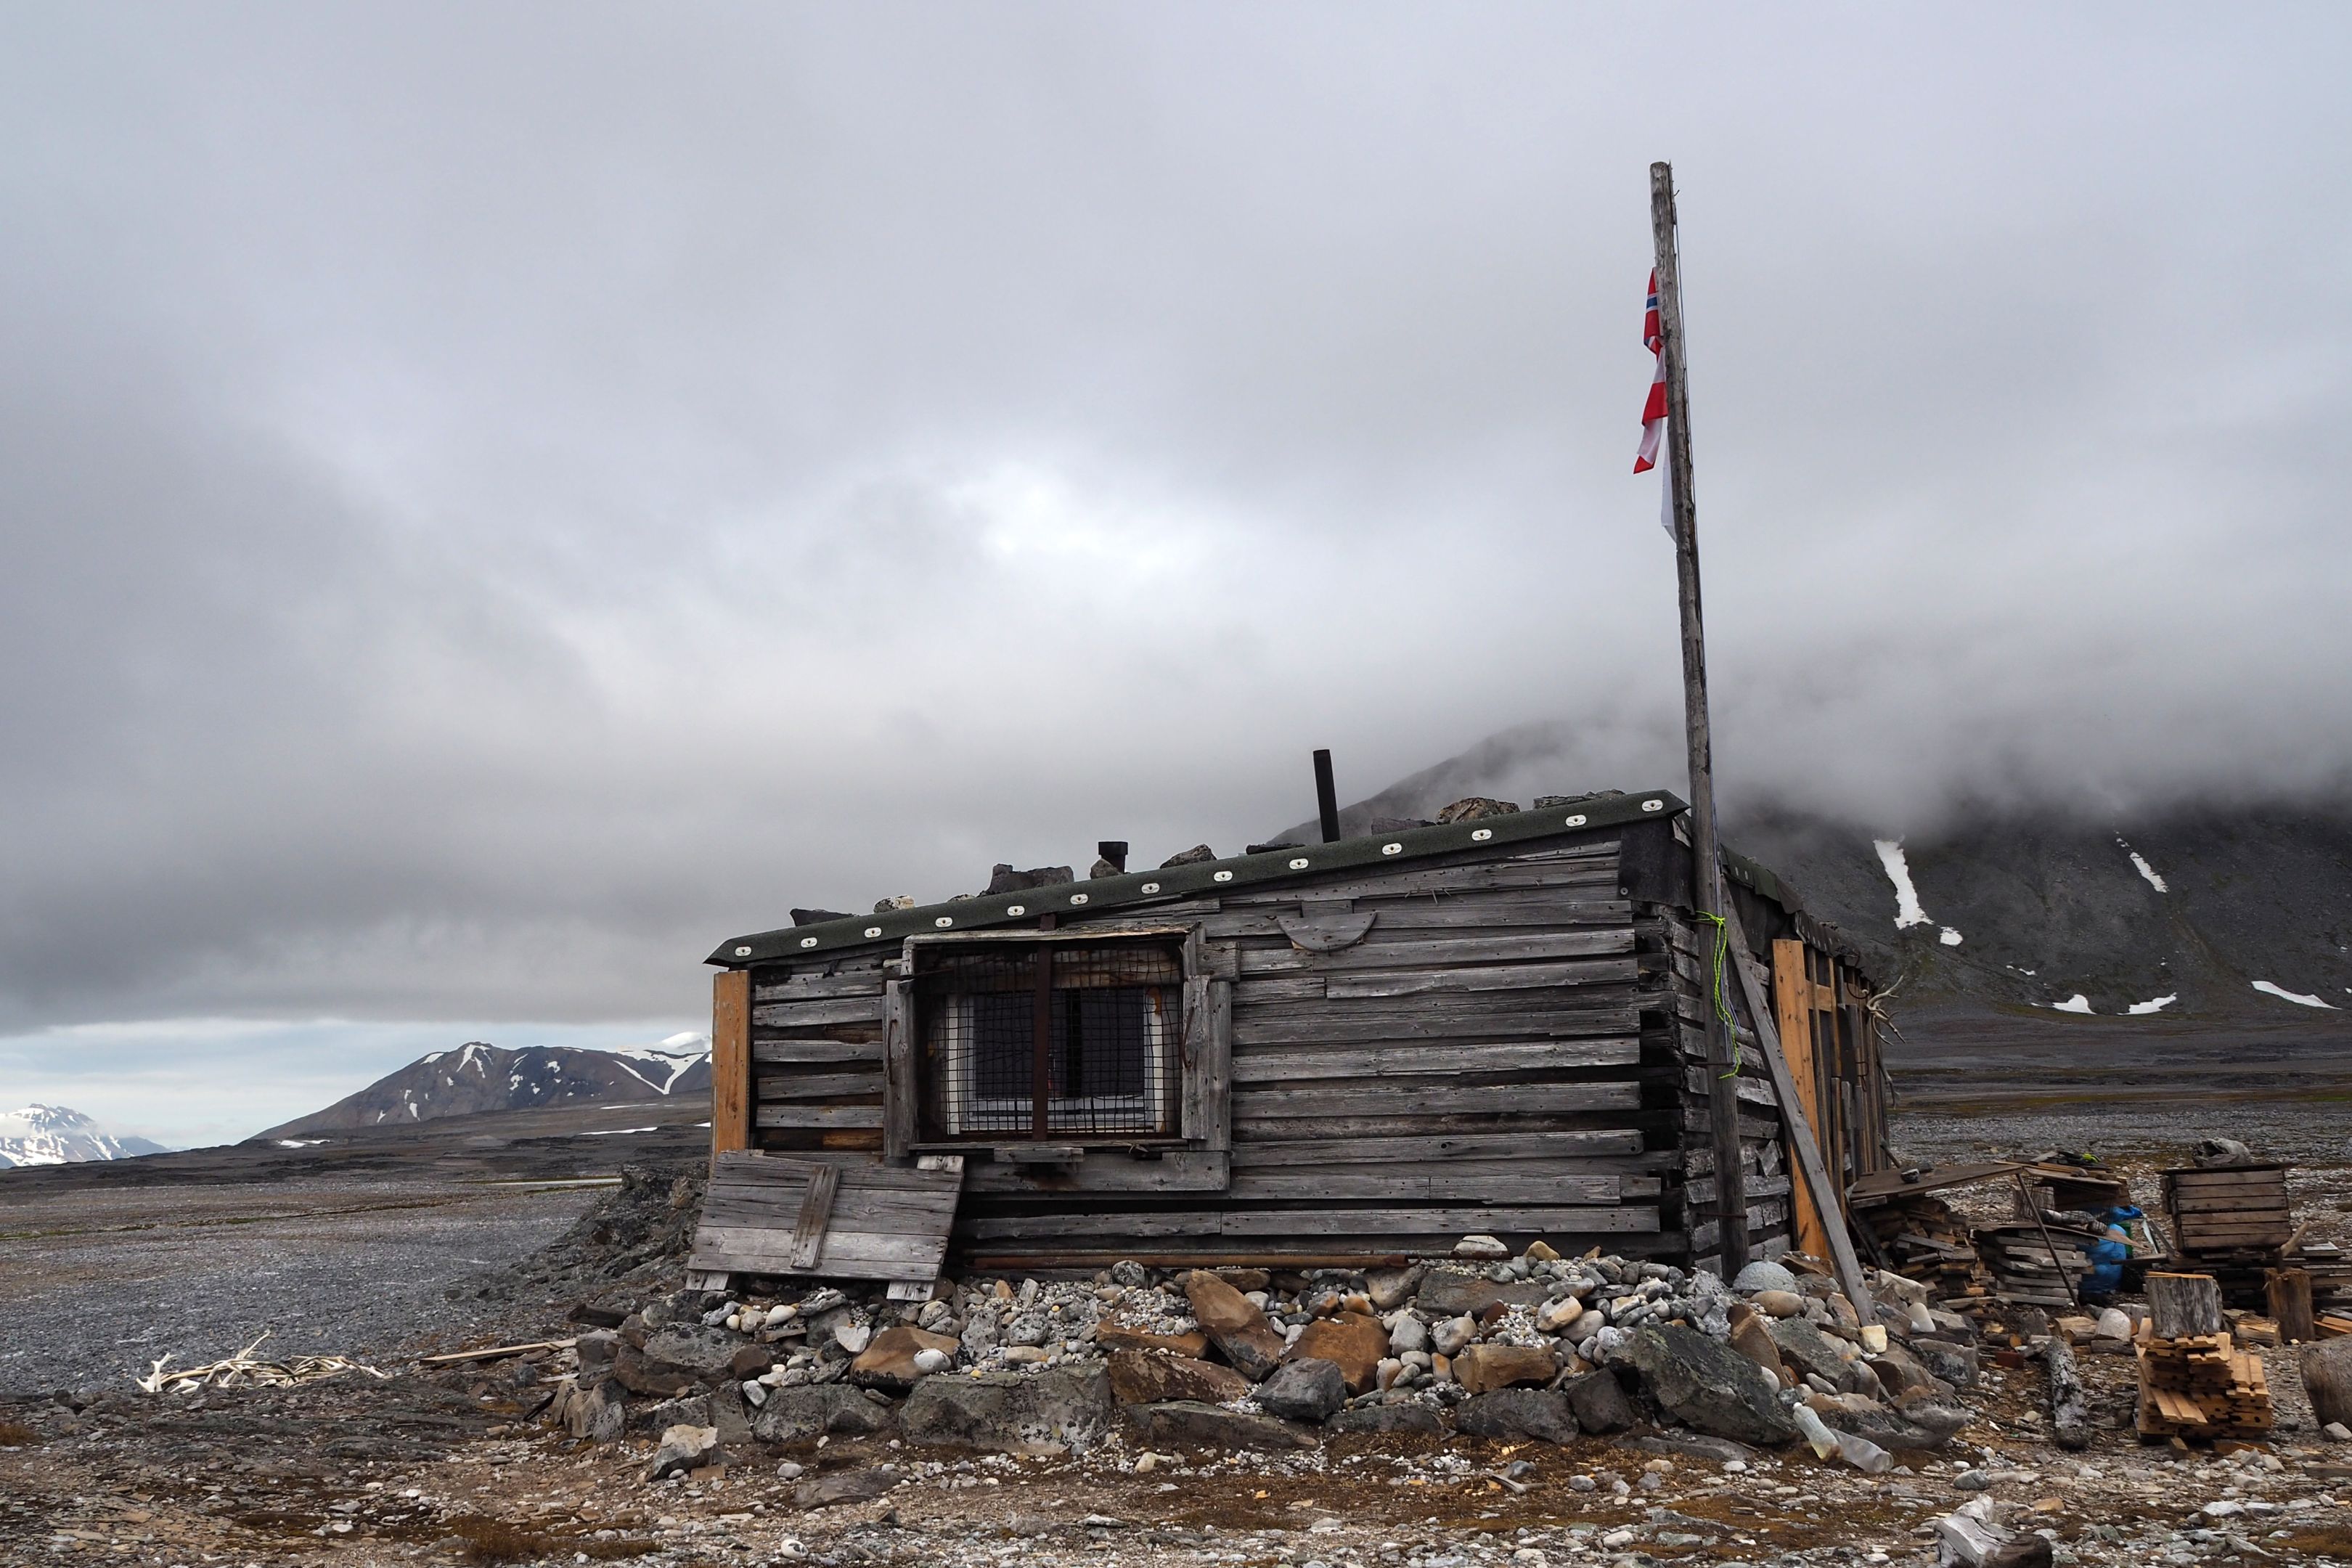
[1235,1082,1643,1119]
[1226,1130,1654,1166]
[1229,1037,1641,1082]
[751,1039,883,1066]
[958,1205,1661,1243]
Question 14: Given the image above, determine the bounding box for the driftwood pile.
[134,1330,392,1395]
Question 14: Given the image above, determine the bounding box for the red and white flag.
[1633,269,1666,473]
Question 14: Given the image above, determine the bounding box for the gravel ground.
[0,1176,591,1395]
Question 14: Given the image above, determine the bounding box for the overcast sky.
[4,4,2349,1146]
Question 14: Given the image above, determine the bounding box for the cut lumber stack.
[1979,1222,2096,1307]
[2136,1273,2273,1440]
[2133,1329,2272,1438]
[1858,1191,1992,1302]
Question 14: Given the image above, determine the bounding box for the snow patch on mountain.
[0,1105,168,1169]
[259,1035,714,1139]
[2119,838,2170,893]
[1872,839,1932,928]
[2253,980,2337,1010]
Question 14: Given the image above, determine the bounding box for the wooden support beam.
[2269,1267,2317,1344]
[710,968,752,1162]
[1719,892,1874,1319]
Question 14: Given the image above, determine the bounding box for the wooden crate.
[2162,1165,2293,1257]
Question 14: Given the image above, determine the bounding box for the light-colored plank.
[751,997,889,1028]
[753,1105,886,1129]
[1235,1082,1641,1119]
[1242,928,1634,976]
[1230,1037,1639,1083]
[711,969,752,1161]
[1228,1130,1650,1165]
[1326,956,1641,1000]
[751,1038,882,1066]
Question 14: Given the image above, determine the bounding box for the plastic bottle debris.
[1836,1431,1895,1473]
[1792,1402,1842,1459]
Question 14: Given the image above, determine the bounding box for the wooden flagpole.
[1650,160,1748,1276]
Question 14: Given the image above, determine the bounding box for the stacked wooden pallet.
[2134,1330,2272,1438]
[1858,1191,1992,1301]
[2162,1164,2295,1307]
[1980,1222,2096,1307]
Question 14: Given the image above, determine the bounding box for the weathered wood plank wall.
[729,822,1819,1272]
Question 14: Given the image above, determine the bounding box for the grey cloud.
[1,4,2349,1042]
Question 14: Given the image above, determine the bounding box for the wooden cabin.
[690,787,1892,1286]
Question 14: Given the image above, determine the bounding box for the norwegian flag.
[1633,269,1667,473]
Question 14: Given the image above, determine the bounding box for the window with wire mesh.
[911,938,1183,1140]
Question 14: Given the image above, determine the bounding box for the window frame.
[882,925,1227,1160]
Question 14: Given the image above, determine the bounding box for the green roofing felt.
[706,788,1691,967]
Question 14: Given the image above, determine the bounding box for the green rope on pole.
[1695,910,1743,1075]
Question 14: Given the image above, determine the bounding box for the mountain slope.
[0,1104,169,1168]
[258,1035,711,1139]
[1291,732,2352,1024]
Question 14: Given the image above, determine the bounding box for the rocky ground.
[2,1086,2349,1568]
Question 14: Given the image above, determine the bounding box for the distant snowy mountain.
[1289,724,2352,1025]
[0,1104,168,1169]
[256,1034,712,1139]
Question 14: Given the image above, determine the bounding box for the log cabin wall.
[735,827,1697,1268]
[715,800,1883,1277]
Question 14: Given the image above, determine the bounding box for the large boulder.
[1096,1323,1211,1359]
[1328,1402,1445,1436]
[1183,1270,1287,1380]
[1910,1337,1980,1391]
[850,1326,962,1392]
[1255,1359,1347,1424]
[645,1423,719,1480]
[556,1380,626,1442]
[1767,1317,1870,1392]
[751,1384,898,1445]
[791,1469,902,1511]
[1106,1350,1252,1406]
[1121,1400,1318,1451]
[574,1330,621,1389]
[900,1364,1112,1453]
[642,1324,766,1381]
[1733,1260,1800,1294]
[1365,1265,1426,1311]
[1563,1369,1638,1434]
[1726,1307,1788,1384]
[1416,1275,1551,1315]
[1456,1389,1579,1444]
[1452,1343,1559,1396]
[1805,1390,1969,1451]
[1630,1324,1797,1447]
[1866,1339,1953,1400]
[1287,1314,1390,1395]
[611,1342,703,1400]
